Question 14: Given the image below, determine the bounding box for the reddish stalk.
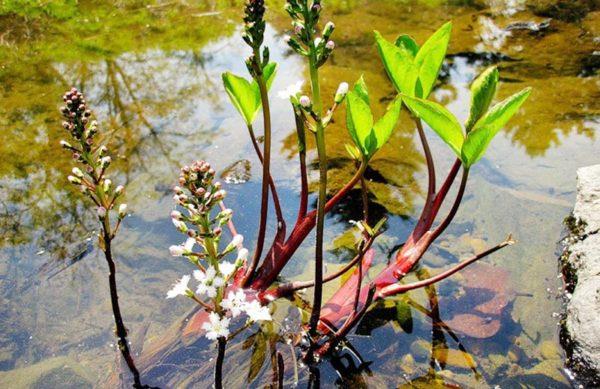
[247,124,286,226]
[243,71,272,287]
[250,163,367,291]
[314,285,376,357]
[377,235,514,298]
[260,234,377,302]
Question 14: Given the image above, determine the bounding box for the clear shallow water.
[0,0,598,387]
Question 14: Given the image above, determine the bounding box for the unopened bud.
[325,40,335,50]
[114,185,124,196]
[103,179,111,192]
[118,203,128,218]
[100,156,111,168]
[299,95,311,108]
[60,140,72,149]
[334,82,349,103]
[71,167,84,178]
[97,206,107,218]
[67,175,81,184]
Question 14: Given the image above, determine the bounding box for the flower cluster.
[59,88,127,241]
[284,0,334,67]
[242,0,269,77]
[167,160,271,340]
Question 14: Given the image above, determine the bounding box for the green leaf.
[395,34,419,58]
[413,21,452,98]
[261,62,278,90]
[344,143,362,160]
[346,89,374,156]
[462,88,531,167]
[222,72,259,124]
[353,75,370,105]
[465,66,499,132]
[402,94,464,158]
[374,31,419,96]
[222,63,278,125]
[372,96,402,150]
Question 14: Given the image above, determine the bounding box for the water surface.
[0,0,598,387]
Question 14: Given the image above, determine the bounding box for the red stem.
[250,163,367,290]
[377,235,514,298]
[247,124,286,225]
[261,234,377,301]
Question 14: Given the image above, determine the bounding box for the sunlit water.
[0,0,598,387]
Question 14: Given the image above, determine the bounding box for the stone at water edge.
[563,164,600,381]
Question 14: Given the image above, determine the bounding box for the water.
[0,0,598,387]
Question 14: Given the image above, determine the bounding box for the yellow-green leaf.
[372,96,402,150]
[462,88,531,167]
[374,31,419,96]
[413,21,452,98]
[402,94,464,159]
[222,63,278,125]
[346,90,374,156]
[465,66,499,132]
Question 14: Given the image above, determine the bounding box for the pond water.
[0,0,598,387]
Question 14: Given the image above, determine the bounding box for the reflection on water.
[0,0,598,387]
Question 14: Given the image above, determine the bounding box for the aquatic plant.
[56,1,531,386]
[58,88,149,389]
[163,0,531,385]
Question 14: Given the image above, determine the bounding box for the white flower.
[219,261,237,277]
[235,248,249,267]
[202,312,230,340]
[221,289,247,317]
[314,37,322,47]
[184,237,195,252]
[97,206,107,218]
[243,300,272,322]
[326,40,335,50]
[169,245,184,256]
[166,275,191,298]
[172,218,188,233]
[169,237,195,257]
[231,234,244,247]
[277,81,303,100]
[194,266,224,298]
[237,248,249,262]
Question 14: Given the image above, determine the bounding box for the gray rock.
[564,165,600,379]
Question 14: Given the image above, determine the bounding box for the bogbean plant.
[59,0,531,386]
[59,89,148,389]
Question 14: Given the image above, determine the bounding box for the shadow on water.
[0,0,598,387]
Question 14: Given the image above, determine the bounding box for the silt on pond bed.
[0,0,599,387]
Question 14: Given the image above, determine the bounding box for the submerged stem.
[102,229,144,388]
[215,337,227,389]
